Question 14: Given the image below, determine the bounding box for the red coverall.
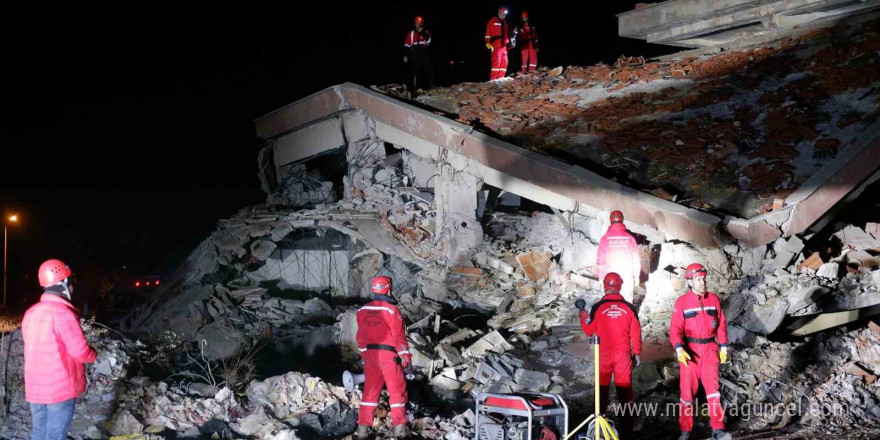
[669,290,729,431]
[516,24,538,73]
[404,29,434,91]
[596,223,641,302]
[579,293,641,432]
[485,16,510,80]
[356,295,411,427]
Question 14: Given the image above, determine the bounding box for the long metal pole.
[3,225,6,309]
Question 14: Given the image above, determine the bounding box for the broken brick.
[797,252,824,271]
[451,266,484,277]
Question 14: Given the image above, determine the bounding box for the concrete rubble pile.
[403,18,880,218]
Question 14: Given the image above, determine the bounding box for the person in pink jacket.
[596,210,641,303]
[22,259,97,440]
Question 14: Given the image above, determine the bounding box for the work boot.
[712,429,732,440]
[392,424,410,438]
[355,425,370,440]
[677,431,690,440]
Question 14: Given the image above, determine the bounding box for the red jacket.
[22,294,97,404]
[404,29,432,55]
[596,223,640,280]
[579,293,642,355]
[669,290,729,350]
[485,16,510,49]
[356,296,410,357]
[516,24,538,50]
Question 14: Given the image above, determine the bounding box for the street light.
[4,214,18,309]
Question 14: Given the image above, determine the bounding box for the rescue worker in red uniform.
[669,264,732,440]
[404,16,434,95]
[516,11,538,74]
[577,273,641,438]
[596,210,641,303]
[485,7,511,81]
[355,276,412,439]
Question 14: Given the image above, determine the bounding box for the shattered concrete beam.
[724,123,880,248]
[618,0,880,47]
[784,124,880,237]
[255,83,723,248]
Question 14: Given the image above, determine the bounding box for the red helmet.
[603,272,623,294]
[685,263,707,279]
[414,16,425,24]
[38,259,73,287]
[521,10,529,19]
[498,7,508,15]
[610,210,624,224]
[371,276,392,295]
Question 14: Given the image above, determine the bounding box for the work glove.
[403,56,408,63]
[719,346,728,364]
[401,353,413,369]
[676,347,691,366]
[486,42,494,51]
[634,355,641,367]
[575,298,586,311]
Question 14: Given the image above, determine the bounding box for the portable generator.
[475,392,568,440]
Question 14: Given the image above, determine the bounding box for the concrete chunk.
[816,262,839,279]
[436,343,466,366]
[250,240,277,261]
[835,225,880,251]
[739,297,787,334]
[513,369,551,392]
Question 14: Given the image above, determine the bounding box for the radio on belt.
[475,392,568,440]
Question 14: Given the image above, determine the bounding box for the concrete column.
[435,159,484,263]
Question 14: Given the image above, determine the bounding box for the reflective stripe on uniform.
[361,402,378,406]
[706,392,720,399]
[390,403,406,408]
[360,306,395,314]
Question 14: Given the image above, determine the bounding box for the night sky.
[0,2,675,305]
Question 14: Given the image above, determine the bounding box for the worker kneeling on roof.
[355,276,412,439]
[670,263,732,440]
[577,272,641,438]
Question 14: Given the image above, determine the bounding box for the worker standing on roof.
[577,272,641,438]
[485,6,512,81]
[516,10,538,74]
[404,15,435,96]
[355,276,412,439]
[23,259,98,440]
[669,264,732,440]
[596,210,641,303]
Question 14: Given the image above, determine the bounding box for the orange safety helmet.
[521,10,529,19]
[38,259,73,287]
[414,15,425,25]
[371,276,392,295]
[685,263,707,279]
[498,6,508,15]
[603,272,623,294]
[610,210,624,224]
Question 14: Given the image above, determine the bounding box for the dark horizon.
[0,2,676,305]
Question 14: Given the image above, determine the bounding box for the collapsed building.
[1,1,880,439]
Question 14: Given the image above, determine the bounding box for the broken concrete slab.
[465,330,514,356]
[250,240,277,261]
[786,286,831,315]
[108,410,144,436]
[817,262,840,279]
[436,343,466,366]
[513,369,551,392]
[835,225,880,251]
[739,297,787,334]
